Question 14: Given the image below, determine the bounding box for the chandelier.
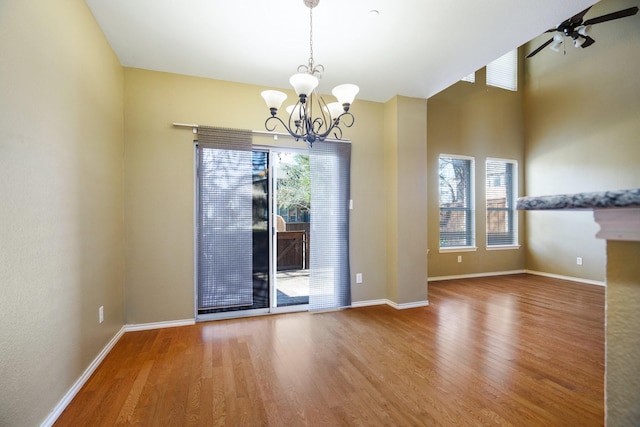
[261,0,359,147]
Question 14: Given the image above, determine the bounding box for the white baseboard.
[41,326,125,427]
[386,300,430,310]
[351,299,430,310]
[124,318,196,332]
[351,299,388,308]
[525,270,606,287]
[41,318,195,426]
[428,270,526,282]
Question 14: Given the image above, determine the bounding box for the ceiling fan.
[526,5,639,58]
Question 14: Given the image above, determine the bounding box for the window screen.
[439,155,475,248]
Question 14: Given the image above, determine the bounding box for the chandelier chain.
[309,6,314,66]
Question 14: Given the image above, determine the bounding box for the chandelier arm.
[331,125,344,141]
[316,94,332,133]
[287,99,305,136]
[337,111,355,128]
[311,117,326,136]
[309,118,339,141]
[265,116,303,139]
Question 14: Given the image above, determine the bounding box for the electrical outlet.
[457,256,462,263]
[577,257,583,266]
[356,273,363,284]
[99,306,104,324]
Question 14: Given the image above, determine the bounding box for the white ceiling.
[84,0,598,103]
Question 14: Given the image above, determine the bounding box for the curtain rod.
[172,122,350,143]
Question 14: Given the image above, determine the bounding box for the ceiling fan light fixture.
[550,40,563,52]
[528,6,639,59]
[577,25,591,36]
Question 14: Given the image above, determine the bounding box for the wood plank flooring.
[55,274,605,426]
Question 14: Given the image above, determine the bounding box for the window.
[486,49,518,91]
[486,159,518,247]
[439,155,475,250]
[461,72,475,83]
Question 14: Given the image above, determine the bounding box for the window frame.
[438,154,476,253]
[485,157,519,250]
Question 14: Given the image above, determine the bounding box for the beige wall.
[426,66,526,278]
[384,96,429,304]
[123,68,391,323]
[523,0,640,282]
[0,1,124,426]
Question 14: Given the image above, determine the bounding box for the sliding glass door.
[273,151,311,308]
[197,149,270,318]
[195,134,350,321]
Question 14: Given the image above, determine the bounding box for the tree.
[278,154,311,212]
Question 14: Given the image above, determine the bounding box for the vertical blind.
[309,141,352,310]
[196,127,254,310]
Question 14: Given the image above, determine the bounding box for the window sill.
[439,246,478,254]
[486,244,521,251]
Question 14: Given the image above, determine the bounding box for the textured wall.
[0,1,124,425]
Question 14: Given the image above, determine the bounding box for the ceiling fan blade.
[580,36,596,48]
[583,6,639,26]
[526,37,554,58]
[568,6,592,25]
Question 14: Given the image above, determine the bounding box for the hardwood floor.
[55,274,605,426]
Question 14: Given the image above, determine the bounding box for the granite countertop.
[517,188,640,210]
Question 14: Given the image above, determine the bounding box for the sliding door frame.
[194,140,349,321]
